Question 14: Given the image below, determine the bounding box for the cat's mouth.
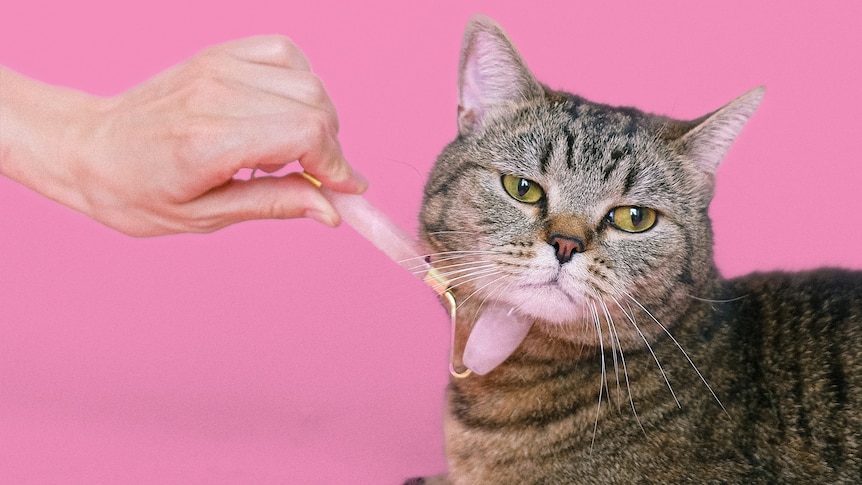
[528,280,580,302]
[516,259,635,325]
[500,279,590,325]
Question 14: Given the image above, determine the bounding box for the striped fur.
[409,15,861,484]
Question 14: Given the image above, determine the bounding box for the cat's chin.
[498,283,589,325]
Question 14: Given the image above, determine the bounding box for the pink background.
[2,1,861,483]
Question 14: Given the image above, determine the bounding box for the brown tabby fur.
[408,15,862,484]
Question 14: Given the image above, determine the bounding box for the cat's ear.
[668,86,765,174]
[457,15,544,134]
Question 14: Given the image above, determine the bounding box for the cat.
[408,15,861,484]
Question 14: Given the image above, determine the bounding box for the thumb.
[186,172,341,230]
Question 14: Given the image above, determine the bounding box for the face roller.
[303,173,532,377]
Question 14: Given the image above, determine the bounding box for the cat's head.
[420,15,762,347]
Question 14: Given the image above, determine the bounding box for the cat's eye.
[607,206,658,233]
[501,175,544,204]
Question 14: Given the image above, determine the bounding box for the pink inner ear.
[459,31,513,125]
[459,51,487,129]
[459,29,536,134]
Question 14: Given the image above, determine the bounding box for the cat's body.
[436,270,861,484]
[410,16,861,484]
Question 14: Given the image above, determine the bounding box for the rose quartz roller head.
[305,173,532,376]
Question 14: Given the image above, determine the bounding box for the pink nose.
[548,234,585,264]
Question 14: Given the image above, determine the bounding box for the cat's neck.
[447,291,723,432]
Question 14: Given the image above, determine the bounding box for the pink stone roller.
[305,173,532,376]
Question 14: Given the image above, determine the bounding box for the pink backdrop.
[2,1,861,483]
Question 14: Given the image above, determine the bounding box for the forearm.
[0,67,101,210]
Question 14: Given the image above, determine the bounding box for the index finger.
[297,131,369,195]
[224,111,367,195]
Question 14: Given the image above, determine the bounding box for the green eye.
[607,206,658,233]
[502,175,544,204]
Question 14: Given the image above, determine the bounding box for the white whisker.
[430,261,499,276]
[399,249,502,266]
[425,260,494,273]
[687,294,748,304]
[599,299,623,408]
[620,289,726,415]
[608,292,680,408]
[605,295,646,435]
[475,279,516,316]
[444,267,501,287]
[425,230,491,237]
[404,253,499,276]
[457,273,510,307]
[588,301,605,455]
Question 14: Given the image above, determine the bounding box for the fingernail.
[349,169,369,193]
[305,209,339,227]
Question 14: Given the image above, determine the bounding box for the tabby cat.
[409,15,861,484]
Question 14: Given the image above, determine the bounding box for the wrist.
[0,67,105,212]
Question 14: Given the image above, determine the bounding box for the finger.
[218,35,312,71]
[222,111,368,195]
[182,75,336,123]
[183,172,341,230]
[256,162,288,173]
[221,61,337,115]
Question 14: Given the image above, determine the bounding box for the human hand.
[0,36,366,236]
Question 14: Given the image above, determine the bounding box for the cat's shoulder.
[726,267,862,296]
[721,268,862,329]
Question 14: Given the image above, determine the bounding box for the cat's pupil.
[630,207,643,227]
[517,179,531,197]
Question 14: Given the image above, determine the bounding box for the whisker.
[427,262,497,278]
[402,249,502,260]
[443,267,500,286]
[609,291,680,408]
[605,295,646,434]
[437,270,499,286]
[687,294,748,304]
[400,250,501,267]
[427,260,498,274]
[599,299,623,409]
[457,274,510,307]
[403,254,499,275]
[588,301,605,455]
[425,230,490,237]
[421,249,502,257]
[620,289,727,415]
[430,258,497,267]
[475,279,515,316]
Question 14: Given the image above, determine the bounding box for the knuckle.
[262,198,289,220]
[265,35,304,66]
[181,206,225,233]
[296,72,330,105]
[268,35,298,56]
[189,217,222,233]
[303,110,339,149]
[301,112,348,180]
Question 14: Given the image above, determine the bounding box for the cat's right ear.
[457,15,543,134]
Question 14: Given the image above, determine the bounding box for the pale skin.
[0,35,367,237]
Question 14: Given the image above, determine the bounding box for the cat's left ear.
[457,15,544,134]
[668,86,765,174]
